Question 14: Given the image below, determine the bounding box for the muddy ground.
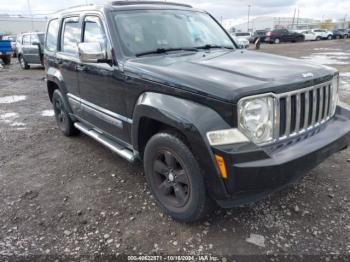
[0,39,350,261]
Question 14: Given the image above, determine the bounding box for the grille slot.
[277,81,333,140]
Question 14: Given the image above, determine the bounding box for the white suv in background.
[312,29,333,40]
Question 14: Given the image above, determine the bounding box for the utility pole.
[292,8,296,29]
[247,4,251,32]
[296,9,300,29]
[26,0,34,31]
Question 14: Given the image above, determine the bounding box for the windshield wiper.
[136,48,198,57]
[195,44,234,50]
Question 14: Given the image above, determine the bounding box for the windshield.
[113,10,234,56]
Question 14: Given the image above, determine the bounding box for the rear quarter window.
[45,19,60,52]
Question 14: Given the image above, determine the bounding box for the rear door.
[29,34,42,64]
[56,16,82,114]
[21,34,32,62]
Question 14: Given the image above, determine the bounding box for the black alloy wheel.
[53,95,68,132]
[152,150,190,208]
[144,132,211,222]
[52,90,79,136]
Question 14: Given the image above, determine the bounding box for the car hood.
[124,49,336,103]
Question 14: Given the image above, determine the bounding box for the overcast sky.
[2,0,349,25]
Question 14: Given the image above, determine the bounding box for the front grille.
[275,80,334,140]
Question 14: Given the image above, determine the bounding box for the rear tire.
[2,55,11,65]
[52,89,79,137]
[144,131,211,222]
[344,35,348,39]
[18,55,29,69]
[274,38,280,44]
[316,36,321,41]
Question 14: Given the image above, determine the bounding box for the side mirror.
[78,42,106,63]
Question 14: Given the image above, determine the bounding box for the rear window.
[46,19,60,52]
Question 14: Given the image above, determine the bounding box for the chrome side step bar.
[74,122,136,162]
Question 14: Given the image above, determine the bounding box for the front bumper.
[212,105,350,208]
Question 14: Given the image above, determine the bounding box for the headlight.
[238,95,275,144]
[330,75,339,116]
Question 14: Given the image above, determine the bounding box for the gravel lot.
[0,39,350,261]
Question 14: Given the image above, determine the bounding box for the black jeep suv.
[44,1,350,222]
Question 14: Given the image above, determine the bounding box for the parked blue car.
[0,39,12,65]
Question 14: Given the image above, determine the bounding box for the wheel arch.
[132,92,231,200]
[46,67,68,102]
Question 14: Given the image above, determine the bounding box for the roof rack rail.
[111,1,192,8]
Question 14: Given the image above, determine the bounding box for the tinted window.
[62,17,81,55]
[83,16,106,49]
[46,19,60,52]
[22,35,30,45]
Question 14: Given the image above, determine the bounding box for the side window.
[22,35,30,45]
[62,17,81,55]
[46,19,60,52]
[83,16,107,50]
[30,34,39,45]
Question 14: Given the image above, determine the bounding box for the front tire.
[274,38,280,44]
[327,35,332,40]
[344,35,348,39]
[144,132,210,222]
[52,90,79,137]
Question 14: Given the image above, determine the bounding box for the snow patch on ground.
[0,95,26,104]
[301,52,350,65]
[313,48,342,51]
[340,72,350,78]
[10,122,26,127]
[340,73,350,92]
[0,111,26,129]
[41,110,54,117]
[0,112,19,120]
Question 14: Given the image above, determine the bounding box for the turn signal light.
[215,154,228,179]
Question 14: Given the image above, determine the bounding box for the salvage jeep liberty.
[44,1,350,222]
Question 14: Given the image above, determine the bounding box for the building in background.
[333,20,350,29]
[0,15,47,35]
[223,16,321,32]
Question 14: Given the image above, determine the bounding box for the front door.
[77,15,130,143]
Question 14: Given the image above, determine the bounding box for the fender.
[46,66,67,94]
[132,92,232,199]
[46,66,77,118]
